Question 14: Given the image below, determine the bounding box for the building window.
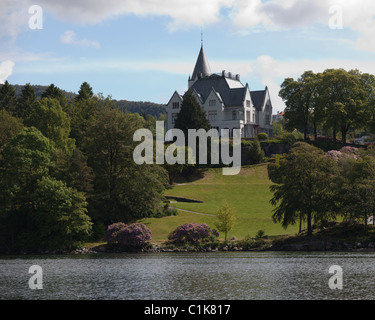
[232,110,236,120]
[172,113,178,124]
[253,113,255,123]
[208,110,217,121]
[172,102,179,109]
[265,114,271,125]
[246,100,251,108]
[246,111,250,124]
[209,100,216,107]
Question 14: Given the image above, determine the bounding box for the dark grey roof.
[189,74,247,107]
[191,45,212,80]
[251,90,266,111]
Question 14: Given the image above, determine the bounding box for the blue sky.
[2,0,375,113]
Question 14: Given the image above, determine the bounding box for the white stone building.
[166,45,273,138]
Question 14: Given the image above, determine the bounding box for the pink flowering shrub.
[106,222,152,248]
[340,146,359,159]
[326,150,343,162]
[326,146,360,162]
[105,222,127,243]
[168,223,219,245]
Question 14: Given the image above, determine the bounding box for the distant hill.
[3,84,166,118]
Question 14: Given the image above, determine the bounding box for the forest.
[0,81,168,253]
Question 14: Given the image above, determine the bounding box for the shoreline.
[2,239,375,256]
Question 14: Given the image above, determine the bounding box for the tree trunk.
[307,210,313,236]
[314,120,318,141]
[333,125,337,142]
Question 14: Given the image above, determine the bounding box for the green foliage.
[75,82,94,101]
[248,139,265,164]
[0,110,23,151]
[280,69,375,143]
[27,97,75,154]
[0,81,17,114]
[215,201,236,241]
[269,142,338,235]
[174,90,211,143]
[84,106,168,224]
[16,83,38,120]
[255,230,265,239]
[32,176,92,250]
[41,83,67,109]
[0,125,92,252]
[257,132,268,141]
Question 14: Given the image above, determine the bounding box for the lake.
[1,251,375,300]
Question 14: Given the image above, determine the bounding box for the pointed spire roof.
[191,45,211,80]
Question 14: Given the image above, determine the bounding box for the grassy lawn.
[140,164,299,245]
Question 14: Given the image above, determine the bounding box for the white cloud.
[34,0,235,31]
[60,30,100,49]
[0,60,15,84]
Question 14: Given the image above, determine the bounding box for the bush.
[168,223,219,245]
[105,222,127,243]
[248,139,265,164]
[257,132,269,141]
[105,222,152,249]
[116,223,152,248]
[255,230,265,239]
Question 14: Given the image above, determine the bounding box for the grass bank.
[140,164,299,245]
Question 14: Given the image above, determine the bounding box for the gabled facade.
[166,45,273,138]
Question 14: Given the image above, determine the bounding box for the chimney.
[222,70,226,77]
[235,74,240,81]
[228,72,232,79]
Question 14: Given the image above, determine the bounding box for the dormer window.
[172,102,180,109]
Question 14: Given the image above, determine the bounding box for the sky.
[2,0,375,113]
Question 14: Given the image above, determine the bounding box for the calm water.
[1,251,375,300]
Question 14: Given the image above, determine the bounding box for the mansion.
[166,45,273,138]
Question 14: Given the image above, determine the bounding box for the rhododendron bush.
[106,222,152,248]
[168,223,219,244]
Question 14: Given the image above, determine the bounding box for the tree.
[16,83,38,120]
[248,139,265,164]
[0,127,55,251]
[0,81,17,114]
[32,176,92,250]
[66,96,99,148]
[75,82,94,102]
[84,106,168,224]
[336,155,375,231]
[27,97,75,154]
[174,89,211,143]
[215,201,236,241]
[321,69,370,144]
[268,142,338,235]
[0,110,23,151]
[280,72,321,140]
[42,83,67,109]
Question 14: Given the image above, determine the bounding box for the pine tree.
[17,83,37,120]
[174,89,211,139]
[0,81,17,114]
[75,82,94,101]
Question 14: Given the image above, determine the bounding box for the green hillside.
[140,164,299,244]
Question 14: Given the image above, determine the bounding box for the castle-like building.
[166,44,273,138]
